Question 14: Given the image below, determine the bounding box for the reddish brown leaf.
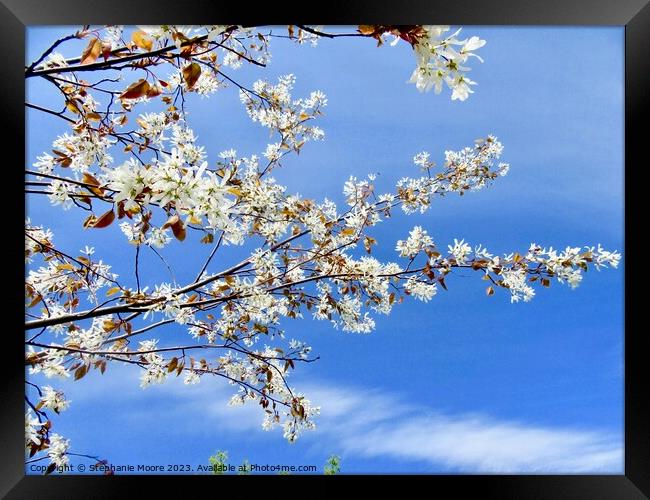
[119,79,151,100]
[82,172,104,196]
[27,295,42,308]
[163,214,186,241]
[171,221,186,241]
[90,209,115,229]
[182,62,201,89]
[74,364,88,380]
[162,214,180,229]
[146,84,162,98]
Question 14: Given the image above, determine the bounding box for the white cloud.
[46,365,623,473]
[304,383,623,473]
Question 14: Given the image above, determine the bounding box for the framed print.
[4,0,648,497]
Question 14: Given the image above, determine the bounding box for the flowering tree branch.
[24,24,621,473]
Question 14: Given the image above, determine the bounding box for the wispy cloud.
[301,383,623,473]
[52,366,623,473]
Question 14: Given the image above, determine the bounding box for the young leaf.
[74,364,88,380]
[162,214,180,229]
[182,62,202,89]
[131,30,153,51]
[82,173,104,196]
[358,25,377,35]
[80,37,102,65]
[91,209,116,229]
[171,220,186,241]
[119,79,151,100]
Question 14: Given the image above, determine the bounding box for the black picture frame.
[5,1,647,496]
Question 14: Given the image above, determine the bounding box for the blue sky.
[26,26,624,474]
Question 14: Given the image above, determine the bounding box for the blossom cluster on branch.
[24,25,620,473]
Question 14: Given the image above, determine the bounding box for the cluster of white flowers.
[395,175,440,214]
[33,154,57,175]
[41,51,68,69]
[220,348,320,442]
[107,159,152,211]
[25,409,44,446]
[138,340,168,388]
[288,339,313,359]
[524,243,621,289]
[47,179,74,210]
[28,347,69,378]
[26,256,115,307]
[343,175,375,207]
[240,281,293,326]
[291,26,324,47]
[40,386,70,414]
[131,25,272,68]
[240,75,326,151]
[306,254,402,332]
[148,227,173,248]
[404,276,438,302]
[413,151,434,171]
[251,249,280,278]
[331,295,376,333]
[118,217,145,245]
[47,434,70,467]
[501,268,536,303]
[436,240,620,302]
[184,370,201,385]
[145,284,195,325]
[208,25,272,65]
[192,71,221,97]
[222,51,243,69]
[170,125,207,165]
[300,198,338,242]
[234,161,291,243]
[35,130,114,175]
[167,67,222,97]
[408,26,486,100]
[592,244,622,270]
[448,238,472,264]
[393,136,508,215]
[32,52,334,258]
[136,112,169,145]
[137,25,197,46]
[25,219,54,263]
[396,226,434,258]
[65,316,114,351]
[443,136,509,191]
[108,157,240,245]
[280,393,320,443]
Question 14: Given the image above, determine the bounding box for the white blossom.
[25,409,43,446]
[48,434,70,467]
[40,386,70,413]
[408,26,486,101]
[405,277,438,302]
[448,238,472,264]
[396,226,434,258]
